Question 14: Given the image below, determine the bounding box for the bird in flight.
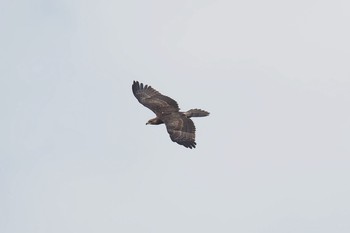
[132,81,209,149]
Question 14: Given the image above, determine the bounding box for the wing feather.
[132,81,179,115]
[163,113,196,149]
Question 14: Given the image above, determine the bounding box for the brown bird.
[132,81,209,149]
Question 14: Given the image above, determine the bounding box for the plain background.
[1,0,350,232]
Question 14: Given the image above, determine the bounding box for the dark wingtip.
[133,80,147,93]
[132,80,139,94]
[132,80,153,95]
[181,141,196,149]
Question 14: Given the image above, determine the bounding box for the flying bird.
[132,81,209,149]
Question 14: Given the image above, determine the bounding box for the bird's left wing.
[163,114,196,149]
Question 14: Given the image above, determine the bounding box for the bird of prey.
[132,81,209,149]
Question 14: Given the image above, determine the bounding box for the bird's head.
[146,117,163,125]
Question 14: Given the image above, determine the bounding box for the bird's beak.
[146,122,149,125]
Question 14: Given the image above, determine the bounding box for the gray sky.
[1,0,350,232]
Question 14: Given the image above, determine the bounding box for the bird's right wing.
[132,81,179,115]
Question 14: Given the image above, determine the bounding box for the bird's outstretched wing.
[132,81,179,115]
[163,113,196,149]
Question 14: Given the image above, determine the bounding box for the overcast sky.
[1,0,350,232]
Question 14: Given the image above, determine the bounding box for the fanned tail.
[183,109,210,118]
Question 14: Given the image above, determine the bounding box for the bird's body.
[132,81,209,149]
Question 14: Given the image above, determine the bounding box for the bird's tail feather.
[183,109,210,118]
